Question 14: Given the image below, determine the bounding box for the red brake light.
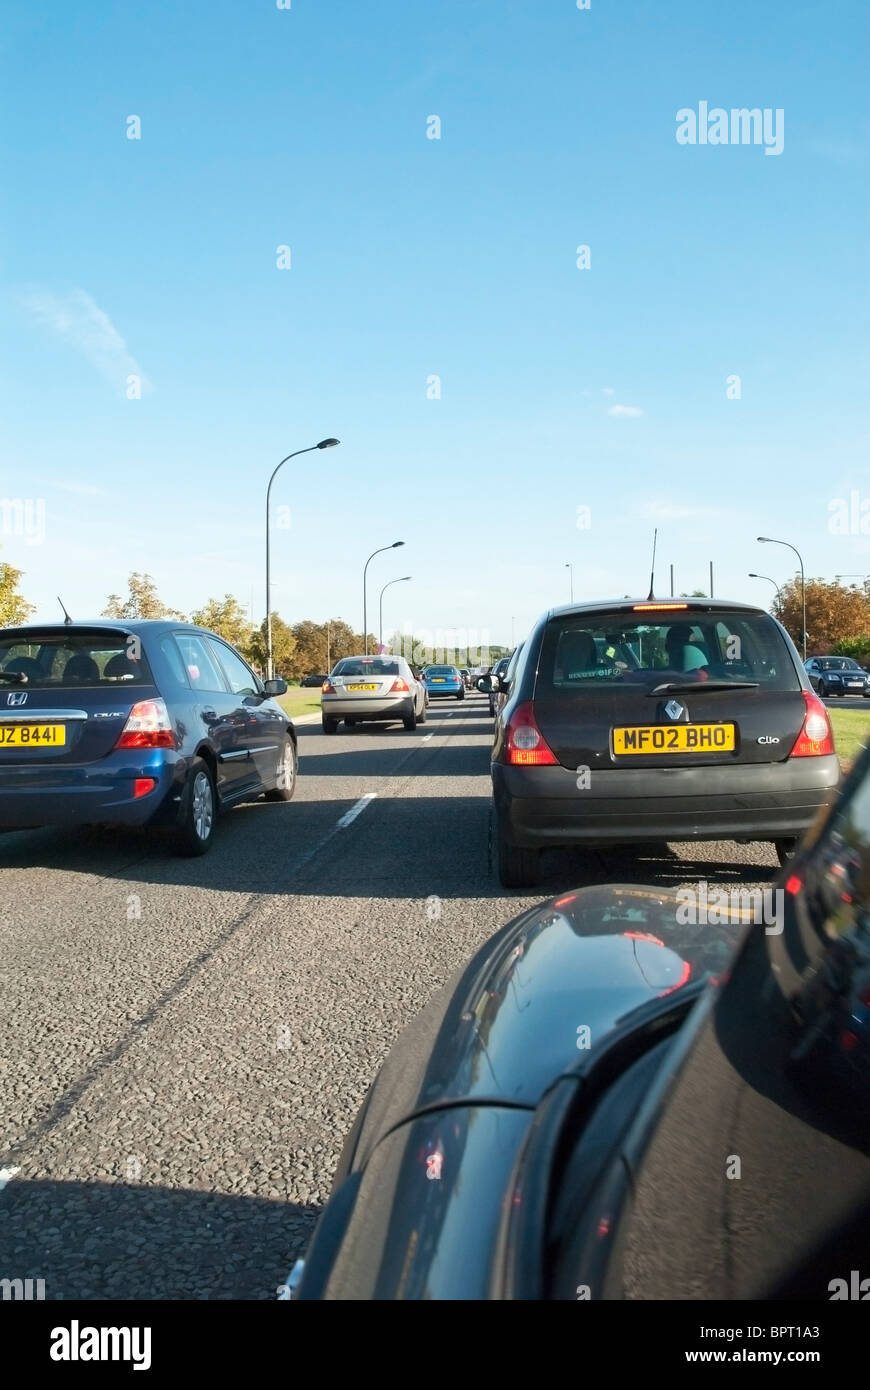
[390,678,409,692]
[504,702,558,766]
[322,680,336,694]
[632,603,688,611]
[115,699,175,749]
[133,778,157,798]
[790,692,834,757]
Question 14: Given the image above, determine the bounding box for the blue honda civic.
[0,620,296,854]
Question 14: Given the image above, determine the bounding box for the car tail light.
[390,678,409,692]
[133,778,157,798]
[790,692,835,757]
[115,699,175,749]
[322,680,336,694]
[503,702,558,766]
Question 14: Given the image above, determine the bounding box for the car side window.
[172,633,228,694]
[159,635,190,687]
[208,640,260,696]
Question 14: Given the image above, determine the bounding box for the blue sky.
[2,0,868,648]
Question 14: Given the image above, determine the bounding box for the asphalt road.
[0,690,781,1300]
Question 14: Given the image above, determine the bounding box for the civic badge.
[6,691,27,707]
[665,699,684,721]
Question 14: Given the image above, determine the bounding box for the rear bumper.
[493,756,842,847]
[322,696,412,722]
[0,751,184,829]
[427,684,463,697]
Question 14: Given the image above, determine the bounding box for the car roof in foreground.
[545,596,770,621]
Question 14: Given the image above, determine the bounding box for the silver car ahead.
[321,655,427,734]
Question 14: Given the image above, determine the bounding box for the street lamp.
[758,536,806,661]
[565,563,574,603]
[265,438,340,679]
[748,572,782,607]
[363,542,405,654]
[378,576,412,651]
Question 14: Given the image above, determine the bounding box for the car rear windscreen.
[333,658,400,676]
[0,633,154,688]
[426,666,458,675]
[535,611,800,696]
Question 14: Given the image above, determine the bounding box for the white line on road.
[0,1165,21,1193]
[422,733,433,742]
[336,793,378,829]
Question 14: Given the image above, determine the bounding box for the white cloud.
[25,288,152,397]
[607,403,643,418]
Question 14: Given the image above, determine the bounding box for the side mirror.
[264,677,288,696]
[477,676,494,692]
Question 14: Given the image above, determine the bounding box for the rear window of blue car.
[426,667,459,676]
[0,632,154,688]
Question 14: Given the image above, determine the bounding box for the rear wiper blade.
[0,671,27,684]
[648,680,759,695]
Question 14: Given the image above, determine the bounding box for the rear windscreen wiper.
[0,671,28,684]
[648,680,759,695]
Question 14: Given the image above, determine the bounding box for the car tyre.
[818,681,828,699]
[775,837,798,869]
[457,689,465,701]
[418,698,426,724]
[345,718,357,728]
[495,810,539,888]
[322,715,339,734]
[172,758,217,856]
[264,735,297,802]
[403,702,417,732]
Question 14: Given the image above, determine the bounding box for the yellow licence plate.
[347,683,378,692]
[613,723,735,755]
[0,723,66,747]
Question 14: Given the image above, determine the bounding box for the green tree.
[0,555,35,626]
[832,635,870,664]
[248,613,297,678]
[103,572,187,621]
[192,595,254,657]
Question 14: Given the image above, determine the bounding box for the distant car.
[459,668,473,690]
[0,621,294,855]
[423,665,465,700]
[485,597,840,887]
[805,656,870,699]
[301,673,329,688]
[321,655,427,732]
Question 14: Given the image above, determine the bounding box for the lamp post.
[565,563,574,603]
[265,438,340,679]
[363,542,405,654]
[748,572,782,607]
[758,536,806,661]
[378,576,412,652]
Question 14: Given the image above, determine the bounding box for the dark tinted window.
[535,610,799,696]
[333,658,400,677]
[0,632,154,688]
[425,666,459,676]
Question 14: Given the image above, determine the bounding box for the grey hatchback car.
[321,655,427,732]
[484,598,841,887]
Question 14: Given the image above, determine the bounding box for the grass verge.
[277,688,322,719]
[830,706,870,770]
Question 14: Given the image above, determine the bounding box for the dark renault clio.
[0,621,296,854]
[484,599,840,887]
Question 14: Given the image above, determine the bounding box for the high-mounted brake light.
[390,678,409,692]
[790,692,835,757]
[115,699,175,749]
[504,702,558,766]
[632,603,689,612]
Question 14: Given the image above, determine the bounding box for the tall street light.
[265,438,340,678]
[363,542,404,654]
[379,576,412,652]
[758,536,806,660]
[565,563,574,603]
[748,572,782,607]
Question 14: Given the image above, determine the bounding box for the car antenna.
[646,528,658,601]
[57,596,73,625]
